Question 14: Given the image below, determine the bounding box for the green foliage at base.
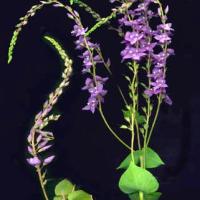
[117,147,164,170]
[129,192,162,200]
[53,179,93,200]
[119,162,159,194]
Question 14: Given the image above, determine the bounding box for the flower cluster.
[114,0,174,104]
[69,10,109,113]
[27,129,55,167]
[82,76,108,113]
[26,42,73,167]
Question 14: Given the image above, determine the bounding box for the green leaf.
[120,125,129,130]
[53,197,62,200]
[142,148,164,168]
[55,179,75,196]
[68,190,93,200]
[125,76,131,82]
[117,154,132,170]
[119,162,159,194]
[122,109,131,118]
[117,148,164,169]
[136,112,146,124]
[129,192,162,200]
[117,150,141,170]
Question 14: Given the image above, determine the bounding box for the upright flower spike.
[116,0,174,104]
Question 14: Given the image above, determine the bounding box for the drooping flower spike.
[66,7,109,113]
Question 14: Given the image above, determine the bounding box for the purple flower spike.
[117,0,174,103]
[27,156,41,167]
[43,155,55,166]
[69,14,109,113]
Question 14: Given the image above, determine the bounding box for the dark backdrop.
[0,0,200,199]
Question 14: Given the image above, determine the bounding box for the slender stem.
[142,57,152,168]
[146,95,162,146]
[30,129,49,200]
[98,103,132,151]
[135,121,141,150]
[130,62,138,162]
[36,167,49,200]
[139,191,144,200]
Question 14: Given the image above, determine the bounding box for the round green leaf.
[55,179,74,196]
[129,192,162,200]
[68,190,93,200]
[119,161,159,194]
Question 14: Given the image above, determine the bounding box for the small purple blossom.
[43,155,55,166]
[27,156,41,167]
[121,46,146,61]
[154,33,171,44]
[71,25,87,37]
[124,31,144,45]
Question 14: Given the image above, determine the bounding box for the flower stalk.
[26,35,73,200]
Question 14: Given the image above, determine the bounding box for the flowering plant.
[8,0,174,200]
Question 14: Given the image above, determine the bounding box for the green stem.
[36,167,49,200]
[85,1,133,36]
[130,62,138,162]
[76,0,102,21]
[146,95,162,146]
[139,191,144,200]
[98,103,132,151]
[135,121,141,150]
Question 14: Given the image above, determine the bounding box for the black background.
[0,0,200,199]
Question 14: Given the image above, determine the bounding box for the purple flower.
[164,94,173,105]
[71,25,87,37]
[38,145,53,153]
[124,31,144,45]
[82,76,108,113]
[82,97,98,113]
[148,68,163,79]
[28,146,33,155]
[121,46,146,61]
[27,156,41,167]
[151,78,168,91]
[89,84,107,97]
[38,140,49,149]
[158,23,173,31]
[154,33,171,43]
[43,155,55,166]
